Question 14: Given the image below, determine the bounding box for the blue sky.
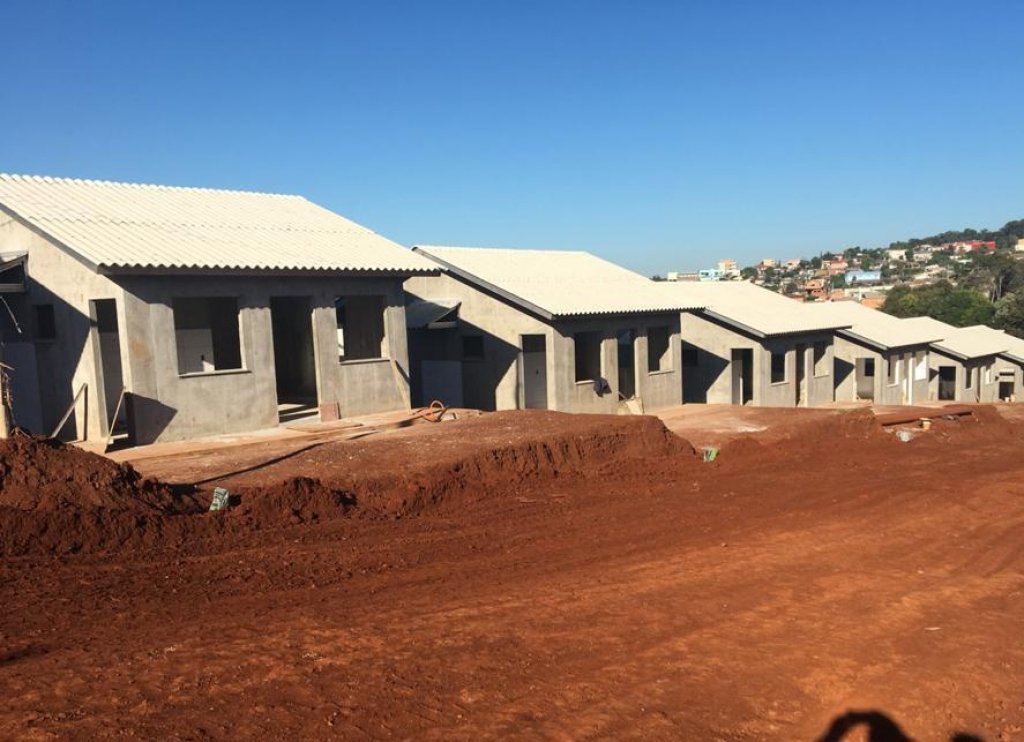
[2,1,1022,275]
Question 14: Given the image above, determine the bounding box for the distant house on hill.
[0,174,436,444]
[663,282,848,407]
[405,246,701,414]
[845,269,882,285]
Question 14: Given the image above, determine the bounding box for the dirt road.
[2,409,1023,740]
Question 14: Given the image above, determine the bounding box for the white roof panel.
[806,301,944,350]
[0,174,435,274]
[413,245,704,318]
[663,281,849,336]
[901,316,1008,360]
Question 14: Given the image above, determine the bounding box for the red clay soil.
[2,408,1024,739]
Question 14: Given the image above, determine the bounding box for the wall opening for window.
[812,342,828,376]
[33,304,56,341]
[574,331,602,382]
[965,365,975,389]
[461,335,484,361]
[647,326,671,373]
[770,350,786,384]
[172,297,242,375]
[336,295,387,362]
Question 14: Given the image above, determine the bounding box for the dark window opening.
[574,331,602,382]
[770,350,786,384]
[864,358,875,376]
[33,304,57,341]
[647,326,671,372]
[336,295,387,361]
[172,297,243,374]
[462,335,484,360]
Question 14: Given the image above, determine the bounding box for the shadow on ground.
[815,709,984,742]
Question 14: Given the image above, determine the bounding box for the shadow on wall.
[407,314,521,411]
[834,356,854,393]
[124,393,177,445]
[682,344,728,404]
[814,709,984,742]
[0,276,182,444]
[3,281,96,439]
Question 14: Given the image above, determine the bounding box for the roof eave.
[98,265,439,278]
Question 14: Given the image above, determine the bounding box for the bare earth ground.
[3,405,1024,740]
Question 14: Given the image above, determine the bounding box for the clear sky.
[2,1,1022,276]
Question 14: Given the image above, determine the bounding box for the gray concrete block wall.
[833,337,931,405]
[0,215,126,440]
[118,274,413,444]
[993,357,1024,401]
[405,273,683,414]
[681,311,836,407]
[406,273,552,411]
[927,349,999,403]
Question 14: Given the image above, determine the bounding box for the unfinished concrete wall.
[833,337,931,405]
[0,214,126,440]
[116,274,410,444]
[681,311,835,407]
[994,356,1023,401]
[406,273,551,411]
[551,315,683,414]
[405,273,683,414]
[927,349,999,403]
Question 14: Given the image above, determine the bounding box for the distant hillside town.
[656,220,1024,335]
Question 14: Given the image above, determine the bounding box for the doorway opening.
[999,380,1015,402]
[855,357,875,400]
[270,297,317,422]
[616,329,636,399]
[731,348,753,405]
[91,299,130,446]
[521,334,547,409]
[937,366,956,401]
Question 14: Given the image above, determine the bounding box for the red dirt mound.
[229,477,356,527]
[347,413,696,516]
[0,435,202,558]
[0,435,194,513]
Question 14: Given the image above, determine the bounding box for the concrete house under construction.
[807,301,940,405]
[669,282,849,407]
[900,317,1005,403]
[404,246,702,414]
[0,175,435,445]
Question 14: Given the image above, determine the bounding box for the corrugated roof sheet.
[412,245,704,318]
[998,332,1024,364]
[806,301,943,350]
[663,281,850,336]
[901,316,1008,359]
[0,174,435,274]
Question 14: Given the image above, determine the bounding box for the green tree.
[881,281,994,326]
[994,292,1024,338]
